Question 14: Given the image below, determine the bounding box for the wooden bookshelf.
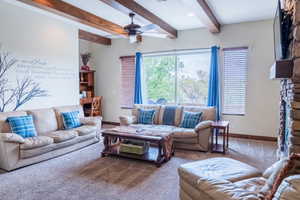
[79,70,102,117]
[80,70,95,97]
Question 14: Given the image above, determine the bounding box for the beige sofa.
[0,105,101,171]
[120,104,215,152]
[178,157,300,200]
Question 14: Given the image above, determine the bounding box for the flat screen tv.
[274,1,283,60]
[274,0,292,60]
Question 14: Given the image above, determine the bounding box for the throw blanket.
[162,106,177,126]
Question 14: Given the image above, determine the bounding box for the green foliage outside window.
[143,52,210,105]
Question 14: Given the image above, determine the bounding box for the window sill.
[222,113,245,116]
[121,107,133,110]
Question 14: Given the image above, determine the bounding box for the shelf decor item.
[80,52,92,71]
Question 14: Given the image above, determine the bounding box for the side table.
[211,121,230,154]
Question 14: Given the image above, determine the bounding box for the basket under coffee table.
[101,127,174,167]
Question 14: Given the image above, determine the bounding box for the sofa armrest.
[194,120,213,133]
[119,115,137,126]
[0,133,25,144]
[80,116,102,130]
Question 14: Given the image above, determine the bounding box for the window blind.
[223,47,248,115]
[120,56,135,108]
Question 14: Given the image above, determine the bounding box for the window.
[143,49,211,105]
[222,47,248,115]
[120,56,135,108]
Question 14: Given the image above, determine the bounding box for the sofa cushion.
[20,136,54,150]
[234,177,266,194]
[54,105,84,130]
[62,111,81,129]
[0,111,28,133]
[74,125,97,136]
[27,108,58,135]
[178,158,261,185]
[45,130,78,143]
[183,106,215,121]
[137,109,155,124]
[7,115,37,138]
[180,112,203,128]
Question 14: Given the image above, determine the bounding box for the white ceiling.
[208,0,278,25]
[10,0,278,37]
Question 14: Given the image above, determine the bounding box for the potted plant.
[80,52,92,71]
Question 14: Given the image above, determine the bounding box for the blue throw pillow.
[180,112,203,128]
[7,115,37,138]
[62,111,81,129]
[138,109,155,124]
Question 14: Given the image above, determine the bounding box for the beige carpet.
[0,138,276,200]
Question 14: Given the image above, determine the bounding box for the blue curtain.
[207,46,220,120]
[134,52,143,104]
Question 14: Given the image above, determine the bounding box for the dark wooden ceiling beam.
[99,0,178,38]
[16,0,127,37]
[196,0,220,33]
[79,30,111,45]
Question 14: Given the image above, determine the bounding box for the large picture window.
[143,49,211,106]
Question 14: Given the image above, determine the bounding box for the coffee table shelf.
[102,145,160,163]
[101,128,174,167]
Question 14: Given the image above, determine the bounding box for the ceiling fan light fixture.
[129,35,136,43]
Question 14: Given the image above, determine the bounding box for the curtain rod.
[119,47,219,58]
[141,47,211,55]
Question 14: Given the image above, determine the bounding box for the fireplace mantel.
[270,59,293,79]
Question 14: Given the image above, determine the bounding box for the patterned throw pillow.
[62,111,81,129]
[7,115,37,138]
[180,112,202,128]
[264,153,300,200]
[137,109,155,124]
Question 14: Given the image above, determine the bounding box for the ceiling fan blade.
[141,32,168,38]
[139,24,159,32]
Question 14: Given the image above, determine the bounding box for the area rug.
[0,139,276,200]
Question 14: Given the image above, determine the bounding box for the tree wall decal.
[0,48,48,112]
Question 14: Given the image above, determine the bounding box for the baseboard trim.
[102,121,120,126]
[229,133,277,141]
[102,122,277,142]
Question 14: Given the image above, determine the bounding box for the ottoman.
[178,157,261,200]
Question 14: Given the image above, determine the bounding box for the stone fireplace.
[278,0,300,158]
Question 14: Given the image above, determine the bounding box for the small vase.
[81,65,90,71]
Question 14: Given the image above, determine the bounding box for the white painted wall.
[0,1,79,111]
[90,20,280,137]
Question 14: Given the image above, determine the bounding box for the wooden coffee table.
[101,127,174,167]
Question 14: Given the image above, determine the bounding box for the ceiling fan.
[123,13,167,43]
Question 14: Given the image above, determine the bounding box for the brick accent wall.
[279,0,300,158]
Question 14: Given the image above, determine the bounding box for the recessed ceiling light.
[187,12,195,17]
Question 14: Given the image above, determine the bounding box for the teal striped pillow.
[137,109,155,124]
[7,115,37,138]
[62,111,81,129]
[180,112,203,128]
